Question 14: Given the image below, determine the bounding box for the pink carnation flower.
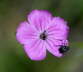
[16,10,69,61]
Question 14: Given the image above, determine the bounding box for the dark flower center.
[59,46,69,53]
[40,31,47,40]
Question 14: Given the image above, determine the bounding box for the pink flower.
[16,10,69,61]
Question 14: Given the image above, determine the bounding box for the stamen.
[40,31,47,40]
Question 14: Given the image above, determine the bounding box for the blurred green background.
[0,0,83,72]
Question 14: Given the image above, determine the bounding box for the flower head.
[16,10,69,61]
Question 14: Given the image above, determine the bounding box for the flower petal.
[16,21,38,44]
[24,40,46,60]
[48,37,69,46]
[45,39,63,57]
[28,10,52,31]
[62,40,69,46]
[47,17,69,40]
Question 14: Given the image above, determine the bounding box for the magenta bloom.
[16,10,69,61]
